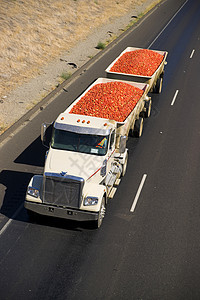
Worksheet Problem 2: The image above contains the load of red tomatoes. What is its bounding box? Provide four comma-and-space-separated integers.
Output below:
70, 81, 144, 122
110, 49, 164, 77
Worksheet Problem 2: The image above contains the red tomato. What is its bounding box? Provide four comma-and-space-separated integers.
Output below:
70, 81, 144, 122
110, 49, 164, 76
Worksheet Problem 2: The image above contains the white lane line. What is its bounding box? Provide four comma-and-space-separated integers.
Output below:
148, 0, 189, 48
190, 49, 195, 59
0, 203, 24, 237
130, 174, 147, 212
171, 90, 179, 106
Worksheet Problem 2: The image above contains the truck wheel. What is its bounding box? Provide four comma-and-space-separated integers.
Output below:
144, 99, 152, 118
121, 152, 128, 177
154, 76, 163, 93
134, 117, 144, 137
129, 125, 135, 137
94, 197, 106, 228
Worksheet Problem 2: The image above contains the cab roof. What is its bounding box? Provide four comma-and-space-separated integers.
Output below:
54, 113, 116, 136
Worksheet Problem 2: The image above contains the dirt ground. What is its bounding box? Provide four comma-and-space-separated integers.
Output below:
0, 0, 160, 135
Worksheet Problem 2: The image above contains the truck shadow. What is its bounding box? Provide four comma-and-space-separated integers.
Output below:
0, 169, 33, 219
14, 135, 46, 167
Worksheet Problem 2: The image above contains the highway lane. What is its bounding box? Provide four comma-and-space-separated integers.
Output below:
1, 0, 200, 298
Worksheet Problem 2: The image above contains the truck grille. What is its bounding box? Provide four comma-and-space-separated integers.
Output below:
43, 173, 84, 208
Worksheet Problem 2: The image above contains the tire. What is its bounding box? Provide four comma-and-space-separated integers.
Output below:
121, 152, 128, 177
134, 117, 144, 137
154, 76, 163, 93
129, 125, 134, 137
144, 99, 152, 118
94, 197, 106, 229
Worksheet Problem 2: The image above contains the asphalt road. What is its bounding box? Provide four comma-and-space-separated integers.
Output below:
1, 0, 200, 299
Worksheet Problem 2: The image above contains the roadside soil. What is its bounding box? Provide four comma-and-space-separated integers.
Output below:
0, 0, 160, 136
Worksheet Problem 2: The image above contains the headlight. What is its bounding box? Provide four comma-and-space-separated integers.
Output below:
84, 196, 98, 206
27, 187, 40, 198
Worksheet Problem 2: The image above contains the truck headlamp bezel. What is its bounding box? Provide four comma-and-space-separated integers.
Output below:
27, 187, 40, 198
84, 196, 98, 206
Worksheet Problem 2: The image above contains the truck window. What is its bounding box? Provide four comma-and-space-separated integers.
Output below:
51, 128, 108, 156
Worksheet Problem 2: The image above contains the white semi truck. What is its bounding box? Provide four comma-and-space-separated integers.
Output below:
25, 78, 151, 228
25, 47, 168, 228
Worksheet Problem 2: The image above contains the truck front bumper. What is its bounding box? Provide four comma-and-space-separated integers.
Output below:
24, 201, 98, 222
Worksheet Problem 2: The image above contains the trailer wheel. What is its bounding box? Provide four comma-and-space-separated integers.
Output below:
144, 99, 152, 118
94, 197, 106, 229
121, 152, 128, 177
129, 124, 135, 137
154, 76, 163, 93
134, 117, 144, 137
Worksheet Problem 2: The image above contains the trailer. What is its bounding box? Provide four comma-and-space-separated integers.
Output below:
25, 78, 150, 228
105, 46, 168, 94
65, 77, 151, 138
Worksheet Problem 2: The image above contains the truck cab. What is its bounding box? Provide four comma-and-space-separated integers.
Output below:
25, 112, 128, 228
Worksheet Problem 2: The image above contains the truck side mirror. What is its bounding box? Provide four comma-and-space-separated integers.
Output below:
119, 135, 127, 154
41, 123, 53, 148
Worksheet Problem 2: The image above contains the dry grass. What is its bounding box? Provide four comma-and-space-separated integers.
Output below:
0, 0, 146, 99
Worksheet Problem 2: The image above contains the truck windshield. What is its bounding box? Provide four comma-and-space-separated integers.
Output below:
51, 128, 108, 156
